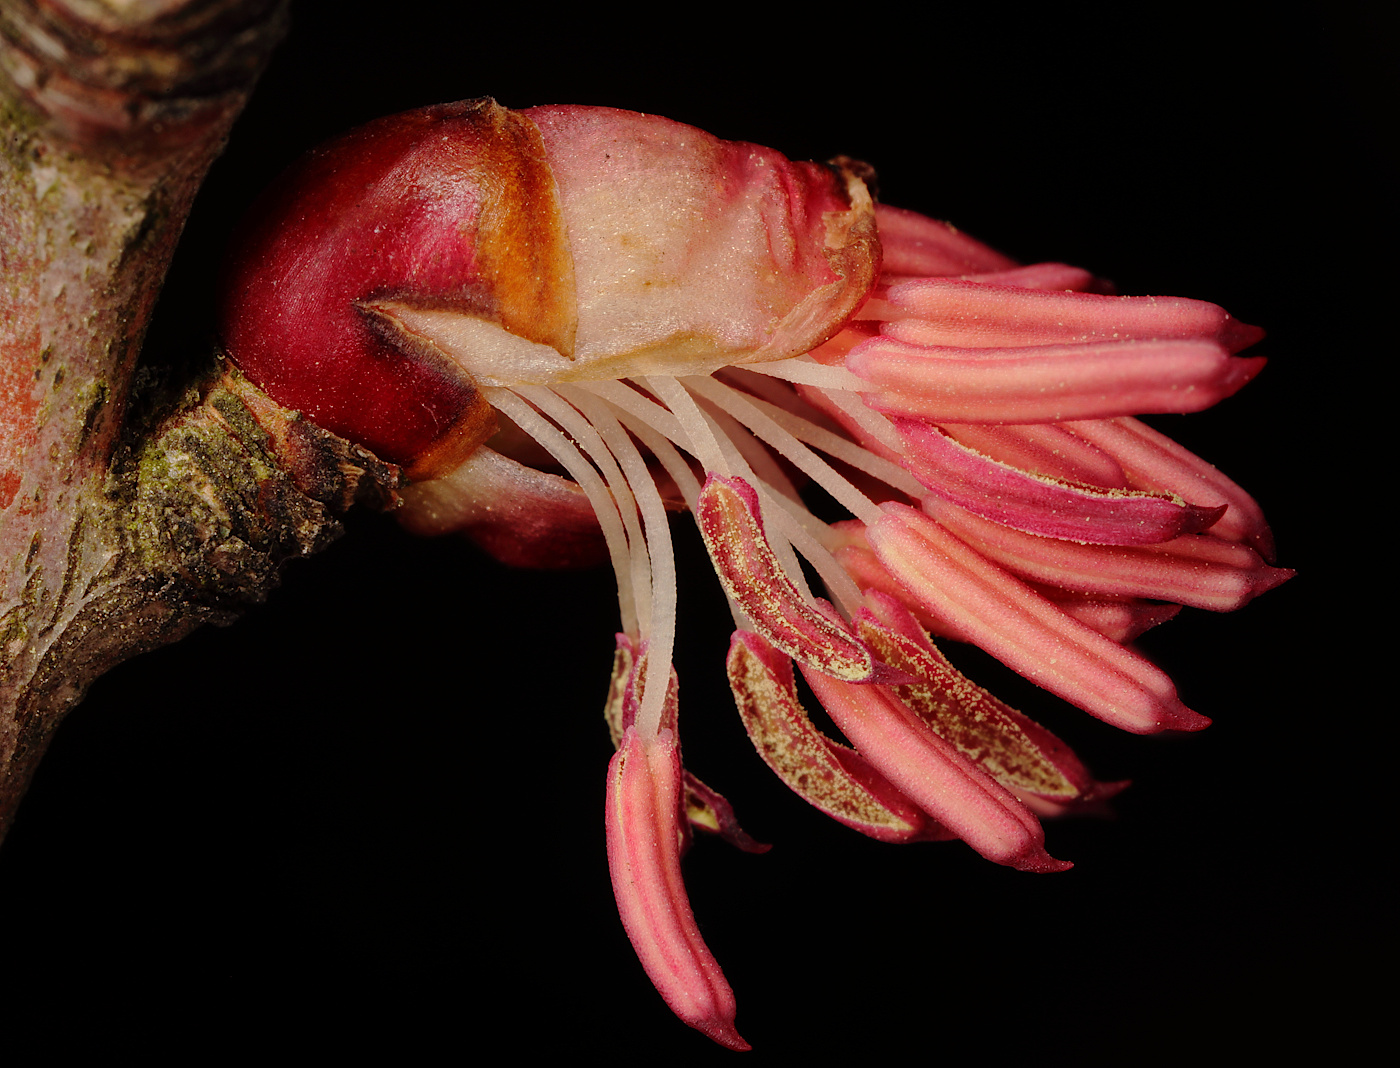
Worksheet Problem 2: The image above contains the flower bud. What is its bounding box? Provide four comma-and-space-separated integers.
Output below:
217, 98, 877, 480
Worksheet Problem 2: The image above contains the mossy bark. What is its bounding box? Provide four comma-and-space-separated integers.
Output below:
0, 1, 396, 840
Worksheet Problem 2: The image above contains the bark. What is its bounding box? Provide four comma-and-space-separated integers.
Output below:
0, 0, 395, 840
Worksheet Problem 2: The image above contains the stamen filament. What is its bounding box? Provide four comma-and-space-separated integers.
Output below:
583, 378, 692, 449
811, 382, 910, 456
577, 381, 756, 628
645, 375, 731, 477
749, 356, 869, 392
516, 385, 654, 636
696, 397, 805, 506
684, 375, 884, 527
749, 476, 863, 618
705, 376, 924, 500
587, 378, 807, 597
580, 386, 702, 509
561, 386, 680, 739
653, 386, 815, 602
487, 388, 638, 634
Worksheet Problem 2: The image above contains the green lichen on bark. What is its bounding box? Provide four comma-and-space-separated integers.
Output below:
0, 0, 298, 842
1, 356, 401, 837
115, 359, 400, 610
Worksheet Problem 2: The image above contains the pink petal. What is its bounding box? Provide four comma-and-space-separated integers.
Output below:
726, 630, 941, 843
848, 336, 1266, 423
871, 277, 1265, 352
895, 418, 1225, 545
927, 499, 1294, 612
1063, 415, 1277, 561
606, 729, 748, 1051
867, 503, 1208, 734
696, 474, 875, 681
798, 664, 1070, 873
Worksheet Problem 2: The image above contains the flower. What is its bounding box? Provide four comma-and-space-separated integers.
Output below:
217, 99, 1290, 1050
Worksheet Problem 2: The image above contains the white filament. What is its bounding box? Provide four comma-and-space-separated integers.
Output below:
486, 388, 639, 635
584, 389, 753, 631
594, 376, 813, 603
644, 375, 731, 477
752, 479, 864, 618
749, 355, 870, 392
684, 375, 885, 527
696, 398, 805, 506
685, 400, 813, 600
515, 384, 654, 637
581, 380, 693, 462
715, 382, 925, 499
559, 386, 678, 739
577, 382, 702, 509
816, 385, 911, 457
490, 364, 906, 724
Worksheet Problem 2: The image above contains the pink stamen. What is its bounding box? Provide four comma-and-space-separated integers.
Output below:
1026, 586, 1184, 644
849, 336, 1266, 423
726, 630, 941, 843
798, 663, 1070, 873
927, 499, 1295, 612
868, 503, 1208, 734
940, 422, 1131, 489
896, 418, 1226, 545
873, 277, 1265, 352
872, 203, 1019, 276
960, 262, 1115, 293
696, 474, 876, 682
681, 771, 772, 855
827, 521, 967, 641
602, 634, 679, 741
856, 591, 1112, 805
606, 729, 748, 1051
1063, 415, 1278, 561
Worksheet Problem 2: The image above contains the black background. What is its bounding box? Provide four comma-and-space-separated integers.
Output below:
1, 3, 1384, 1060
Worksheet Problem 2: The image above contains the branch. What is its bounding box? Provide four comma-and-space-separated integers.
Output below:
0, 0, 394, 839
